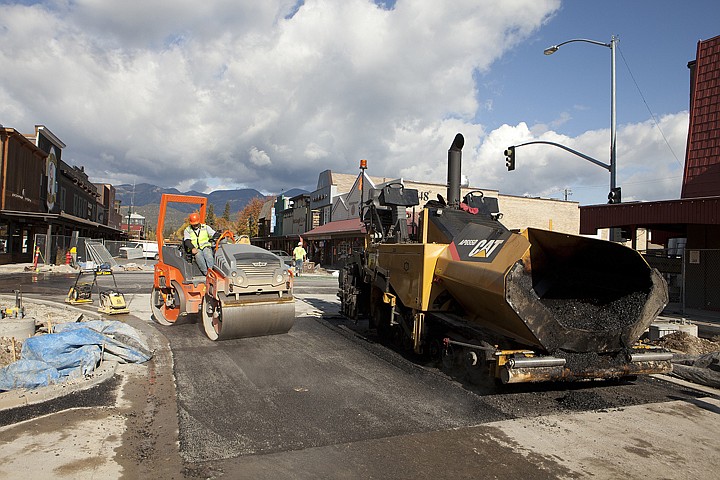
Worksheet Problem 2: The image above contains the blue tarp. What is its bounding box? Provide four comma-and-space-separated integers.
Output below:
0, 320, 152, 392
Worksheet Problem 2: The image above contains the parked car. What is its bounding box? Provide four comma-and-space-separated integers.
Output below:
120, 242, 159, 260
270, 250, 293, 266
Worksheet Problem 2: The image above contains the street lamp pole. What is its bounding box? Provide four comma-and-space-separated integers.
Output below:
544, 36, 618, 199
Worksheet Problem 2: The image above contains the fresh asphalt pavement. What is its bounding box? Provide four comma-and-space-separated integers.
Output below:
0, 267, 719, 478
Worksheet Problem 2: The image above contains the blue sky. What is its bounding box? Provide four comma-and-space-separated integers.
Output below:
483, 1, 715, 134
1, 1, 718, 206
476, 0, 719, 204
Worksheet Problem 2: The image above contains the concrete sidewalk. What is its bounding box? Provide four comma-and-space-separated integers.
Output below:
0, 295, 180, 479
658, 308, 720, 339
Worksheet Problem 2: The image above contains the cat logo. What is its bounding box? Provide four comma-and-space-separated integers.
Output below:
451, 224, 510, 263
468, 239, 505, 258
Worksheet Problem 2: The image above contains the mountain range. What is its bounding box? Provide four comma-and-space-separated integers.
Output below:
115, 183, 308, 213
114, 183, 308, 234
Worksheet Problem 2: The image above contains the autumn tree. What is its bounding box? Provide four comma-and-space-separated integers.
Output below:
236, 197, 267, 237
174, 221, 189, 241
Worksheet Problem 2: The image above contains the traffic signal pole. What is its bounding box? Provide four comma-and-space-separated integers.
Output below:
507, 140, 611, 172
504, 141, 622, 204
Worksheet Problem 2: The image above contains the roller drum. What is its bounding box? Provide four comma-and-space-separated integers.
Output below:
202, 293, 295, 341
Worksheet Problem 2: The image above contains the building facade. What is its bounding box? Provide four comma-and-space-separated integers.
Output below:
0, 124, 124, 264
300, 167, 580, 269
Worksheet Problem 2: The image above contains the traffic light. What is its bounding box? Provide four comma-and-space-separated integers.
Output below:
607, 187, 622, 204
504, 146, 516, 171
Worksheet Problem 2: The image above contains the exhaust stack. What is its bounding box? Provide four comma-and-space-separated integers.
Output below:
447, 133, 464, 208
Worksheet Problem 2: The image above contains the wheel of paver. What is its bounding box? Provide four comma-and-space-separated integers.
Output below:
151, 285, 181, 325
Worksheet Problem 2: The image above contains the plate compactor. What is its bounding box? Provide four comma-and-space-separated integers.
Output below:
66, 264, 130, 315
151, 194, 295, 341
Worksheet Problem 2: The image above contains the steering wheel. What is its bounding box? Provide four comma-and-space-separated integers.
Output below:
465, 190, 484, 199
214, 230, 236, 251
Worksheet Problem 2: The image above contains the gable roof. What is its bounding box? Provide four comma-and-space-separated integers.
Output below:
329, 173, 357, 193
682, 34, 720, 198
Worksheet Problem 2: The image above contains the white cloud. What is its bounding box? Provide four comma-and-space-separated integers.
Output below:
248, 146, 271, 166
468, 112, 688, 205
3, 0, 688, 206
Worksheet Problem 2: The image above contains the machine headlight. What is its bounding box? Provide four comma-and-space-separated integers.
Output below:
275, 274, 284, 284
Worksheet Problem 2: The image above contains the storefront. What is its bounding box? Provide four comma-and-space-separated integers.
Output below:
303, 218, 365, 269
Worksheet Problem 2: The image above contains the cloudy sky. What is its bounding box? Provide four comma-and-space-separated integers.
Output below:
1, 0, 718, 205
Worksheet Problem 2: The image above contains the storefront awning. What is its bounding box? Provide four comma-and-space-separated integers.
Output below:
303, 218, 365, 240
1, 209, 124, 235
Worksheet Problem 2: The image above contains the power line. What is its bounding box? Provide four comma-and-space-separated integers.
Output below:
617, 44, 684, 168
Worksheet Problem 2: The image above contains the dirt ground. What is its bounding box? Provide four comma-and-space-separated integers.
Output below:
0, 295, 91, 368
653, 331, 720, 355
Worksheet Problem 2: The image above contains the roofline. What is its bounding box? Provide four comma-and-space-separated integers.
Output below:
35, 125, 67, 149
579, 196, 720, 234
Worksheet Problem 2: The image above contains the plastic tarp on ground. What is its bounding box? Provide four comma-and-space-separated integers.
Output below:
0, 320, 152, 391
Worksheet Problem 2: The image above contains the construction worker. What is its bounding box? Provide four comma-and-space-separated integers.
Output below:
293, 241, 307, 276
183, 213, 217, 275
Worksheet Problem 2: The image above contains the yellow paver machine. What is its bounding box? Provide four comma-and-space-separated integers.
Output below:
339, 134, 672, 384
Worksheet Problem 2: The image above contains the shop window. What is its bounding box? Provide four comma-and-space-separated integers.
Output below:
0, 223, 7, 254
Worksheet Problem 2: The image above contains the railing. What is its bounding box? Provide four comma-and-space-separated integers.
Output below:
32, 234, 156, 266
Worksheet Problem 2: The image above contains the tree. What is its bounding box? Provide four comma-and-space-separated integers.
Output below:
214, 217, 234, 233
174, 222, 189, 241
236, 197, 267, 237
222, 201, 231, 222
206, 204, 216, 227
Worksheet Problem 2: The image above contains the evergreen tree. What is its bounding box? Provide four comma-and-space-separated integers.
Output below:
206, 204, 216, 227
222, 201, 231, 222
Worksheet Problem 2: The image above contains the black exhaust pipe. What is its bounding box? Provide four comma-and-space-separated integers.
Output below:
447, 133, 464, 208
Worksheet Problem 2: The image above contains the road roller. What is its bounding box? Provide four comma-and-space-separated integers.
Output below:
151, 194, 295, 341
339, 134, 672, 384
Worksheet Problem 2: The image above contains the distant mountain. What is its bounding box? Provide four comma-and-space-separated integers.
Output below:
115, 184, 309, 215
120, 204, 187, 236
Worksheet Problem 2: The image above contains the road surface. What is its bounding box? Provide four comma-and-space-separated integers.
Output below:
0, 271, 718, 479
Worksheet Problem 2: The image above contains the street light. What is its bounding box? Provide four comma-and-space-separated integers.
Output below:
544, 36, 618, 202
